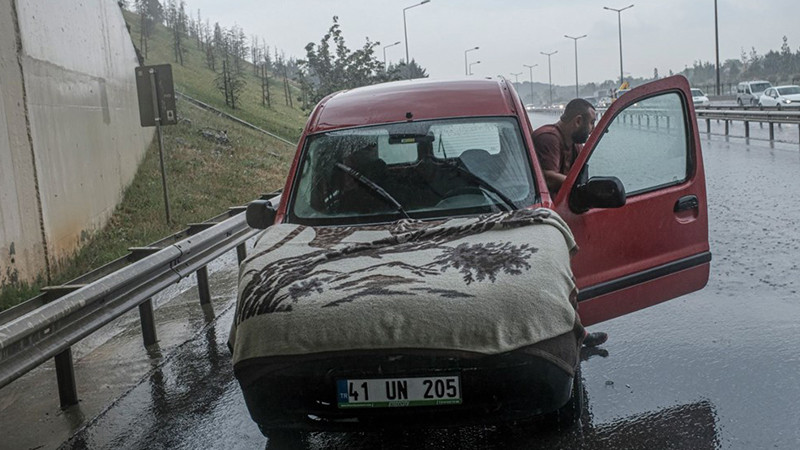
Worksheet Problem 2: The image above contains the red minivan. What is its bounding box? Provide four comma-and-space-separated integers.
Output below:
229, 75, 710, 435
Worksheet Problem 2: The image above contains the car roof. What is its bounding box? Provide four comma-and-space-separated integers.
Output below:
307, 78, 518, 134
776, 85, 800, 89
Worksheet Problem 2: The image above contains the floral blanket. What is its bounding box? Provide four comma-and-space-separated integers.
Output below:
229, 208, 581, 367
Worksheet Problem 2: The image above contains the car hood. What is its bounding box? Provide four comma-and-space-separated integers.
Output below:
230, 209, 579, 364
781, 94, 800, 101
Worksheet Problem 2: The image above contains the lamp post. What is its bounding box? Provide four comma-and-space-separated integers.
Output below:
383, 41, 401, 69
565, 34, 587, 98
714, 0, 720, 95
464, 46, 479, 76
604, 4, 634, 86
541, 50, 557, 107
469, 61, 481, 75
510, 72, 522, 84
403, 0, 431, 65
523, 63, 537, 105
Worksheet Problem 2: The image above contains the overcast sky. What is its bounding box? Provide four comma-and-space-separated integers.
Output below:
186, 0, 796, 86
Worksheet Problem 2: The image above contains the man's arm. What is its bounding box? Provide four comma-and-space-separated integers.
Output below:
542, 169, 567, 194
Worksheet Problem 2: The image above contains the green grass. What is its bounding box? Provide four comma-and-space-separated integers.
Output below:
0, 9, 306, 311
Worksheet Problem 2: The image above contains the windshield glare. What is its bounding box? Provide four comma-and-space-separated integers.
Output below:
691, 89, 704, 97
778, 86, 800, 95
290, 117, 537, 225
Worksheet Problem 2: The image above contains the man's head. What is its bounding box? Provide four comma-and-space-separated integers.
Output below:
559, 98, 597, 144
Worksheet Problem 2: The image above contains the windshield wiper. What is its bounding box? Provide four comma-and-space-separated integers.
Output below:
450, 163, 517, 211
335, 163, 411, 219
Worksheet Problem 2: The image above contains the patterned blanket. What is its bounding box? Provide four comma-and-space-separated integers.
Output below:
229, 208, 581, 366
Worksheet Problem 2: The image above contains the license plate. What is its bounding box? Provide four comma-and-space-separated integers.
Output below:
336, 375, 462, 408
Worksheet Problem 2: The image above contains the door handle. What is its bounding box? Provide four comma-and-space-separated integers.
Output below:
674, 195, 699, 212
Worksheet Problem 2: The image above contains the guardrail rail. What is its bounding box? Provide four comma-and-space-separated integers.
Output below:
0, 193, 281, 408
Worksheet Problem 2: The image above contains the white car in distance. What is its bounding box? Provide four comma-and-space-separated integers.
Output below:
691, 88, 710, 107
758, 85, 800, 109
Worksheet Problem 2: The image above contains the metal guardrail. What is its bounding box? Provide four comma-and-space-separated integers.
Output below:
0, 193, 281, 408
695, 108, 800, 141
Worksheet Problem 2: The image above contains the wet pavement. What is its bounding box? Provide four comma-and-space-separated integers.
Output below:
3, 116, 800, 449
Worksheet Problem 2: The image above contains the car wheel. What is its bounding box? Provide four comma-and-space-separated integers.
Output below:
544, 365, 584, 428
263, 428, 306, 449
777, 104, 782, 111
737, 98, 743, 106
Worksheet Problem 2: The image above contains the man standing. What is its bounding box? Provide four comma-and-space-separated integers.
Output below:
532, 98, 606, 348
532, 98, 596, 194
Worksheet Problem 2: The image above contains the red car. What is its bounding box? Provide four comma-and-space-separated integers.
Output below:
230, 75, 710, 435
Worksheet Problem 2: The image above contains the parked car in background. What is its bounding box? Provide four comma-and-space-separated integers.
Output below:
737, 80, 772, 106
691, 88, 710, 107
758, 85, 800, 109
230, 76, 710, 437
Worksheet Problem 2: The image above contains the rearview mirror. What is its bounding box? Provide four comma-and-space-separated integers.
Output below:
246, 200, 277, 229
569, 176, 626, 213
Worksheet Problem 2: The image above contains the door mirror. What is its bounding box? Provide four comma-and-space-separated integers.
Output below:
246, 200, 277, 229
569, 176, 626, 213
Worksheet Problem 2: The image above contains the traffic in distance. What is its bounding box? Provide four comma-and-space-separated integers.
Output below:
228, 75, 711, 438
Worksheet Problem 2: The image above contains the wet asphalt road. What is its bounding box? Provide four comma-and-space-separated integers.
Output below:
14, 118, 800, 449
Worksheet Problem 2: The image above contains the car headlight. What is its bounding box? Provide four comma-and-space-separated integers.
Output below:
785, 99, 792, 104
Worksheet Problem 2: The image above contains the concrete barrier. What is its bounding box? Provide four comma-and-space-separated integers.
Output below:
0, 0, 152, 289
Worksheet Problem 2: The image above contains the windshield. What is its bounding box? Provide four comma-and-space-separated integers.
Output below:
778, 86, 800, 95
751, 82, 771, 93
691, 89, 705, 97
289, 117, 537, 225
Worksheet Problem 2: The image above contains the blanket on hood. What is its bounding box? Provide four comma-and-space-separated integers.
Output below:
230, 208, 581, 367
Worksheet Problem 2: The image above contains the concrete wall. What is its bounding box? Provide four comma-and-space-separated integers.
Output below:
0, 0, 153, 288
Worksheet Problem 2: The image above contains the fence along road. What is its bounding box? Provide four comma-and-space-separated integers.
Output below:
0, 194, 281, 408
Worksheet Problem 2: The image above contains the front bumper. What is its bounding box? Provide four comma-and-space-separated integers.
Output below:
234, 339, 578, 432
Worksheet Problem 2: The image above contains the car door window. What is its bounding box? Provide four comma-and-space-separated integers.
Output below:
583, 92, 688, 195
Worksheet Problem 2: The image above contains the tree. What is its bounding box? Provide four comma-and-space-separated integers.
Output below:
136, 0, 163, 60
299, 16, 388, 104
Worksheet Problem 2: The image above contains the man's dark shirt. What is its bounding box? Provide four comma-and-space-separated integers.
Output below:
531, 123, 582, 176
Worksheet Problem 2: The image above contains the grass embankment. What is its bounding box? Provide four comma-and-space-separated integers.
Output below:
0, 9, 307, 310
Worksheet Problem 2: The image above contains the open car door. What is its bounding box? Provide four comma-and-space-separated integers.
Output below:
554, 75, 710, 326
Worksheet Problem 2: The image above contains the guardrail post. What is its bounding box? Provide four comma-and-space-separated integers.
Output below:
236, 243, 247, 265
667, 116, 671, 130
745, 121, 750, 138
55, 348, 78, 408
655, 116, 659, 129
725, 120, 729, 136
769, 122, 774, 141
197, 266, 211, 305
138, 299, 158, 346
647, 116, 650, 129
706, 119, 711, 134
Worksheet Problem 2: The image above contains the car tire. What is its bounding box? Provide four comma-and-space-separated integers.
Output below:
737, 98, 743, 106
543, 365, 584, 428
777, 104, 782, 111
263, 428, 306, 449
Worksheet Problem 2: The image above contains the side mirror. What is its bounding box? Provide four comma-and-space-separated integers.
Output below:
246, 199, 277, 229
569, 176, 626, 213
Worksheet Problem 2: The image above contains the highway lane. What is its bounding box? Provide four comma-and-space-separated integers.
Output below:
3, 115, 799, 449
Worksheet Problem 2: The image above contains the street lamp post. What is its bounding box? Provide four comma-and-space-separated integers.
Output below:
714, 0, 720, 95
464, 46, 479, 76
383, 41, 401, 69
403, 0, 431, 66
510, 72, 522, 84
469, 61, 481, 75
565, 34, 587, 98
603, 4, 634, 86
541, 50, 557, 107
523, 63, 538, 105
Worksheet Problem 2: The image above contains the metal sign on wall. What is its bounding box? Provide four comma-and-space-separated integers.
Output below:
135, 64, 177, 127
